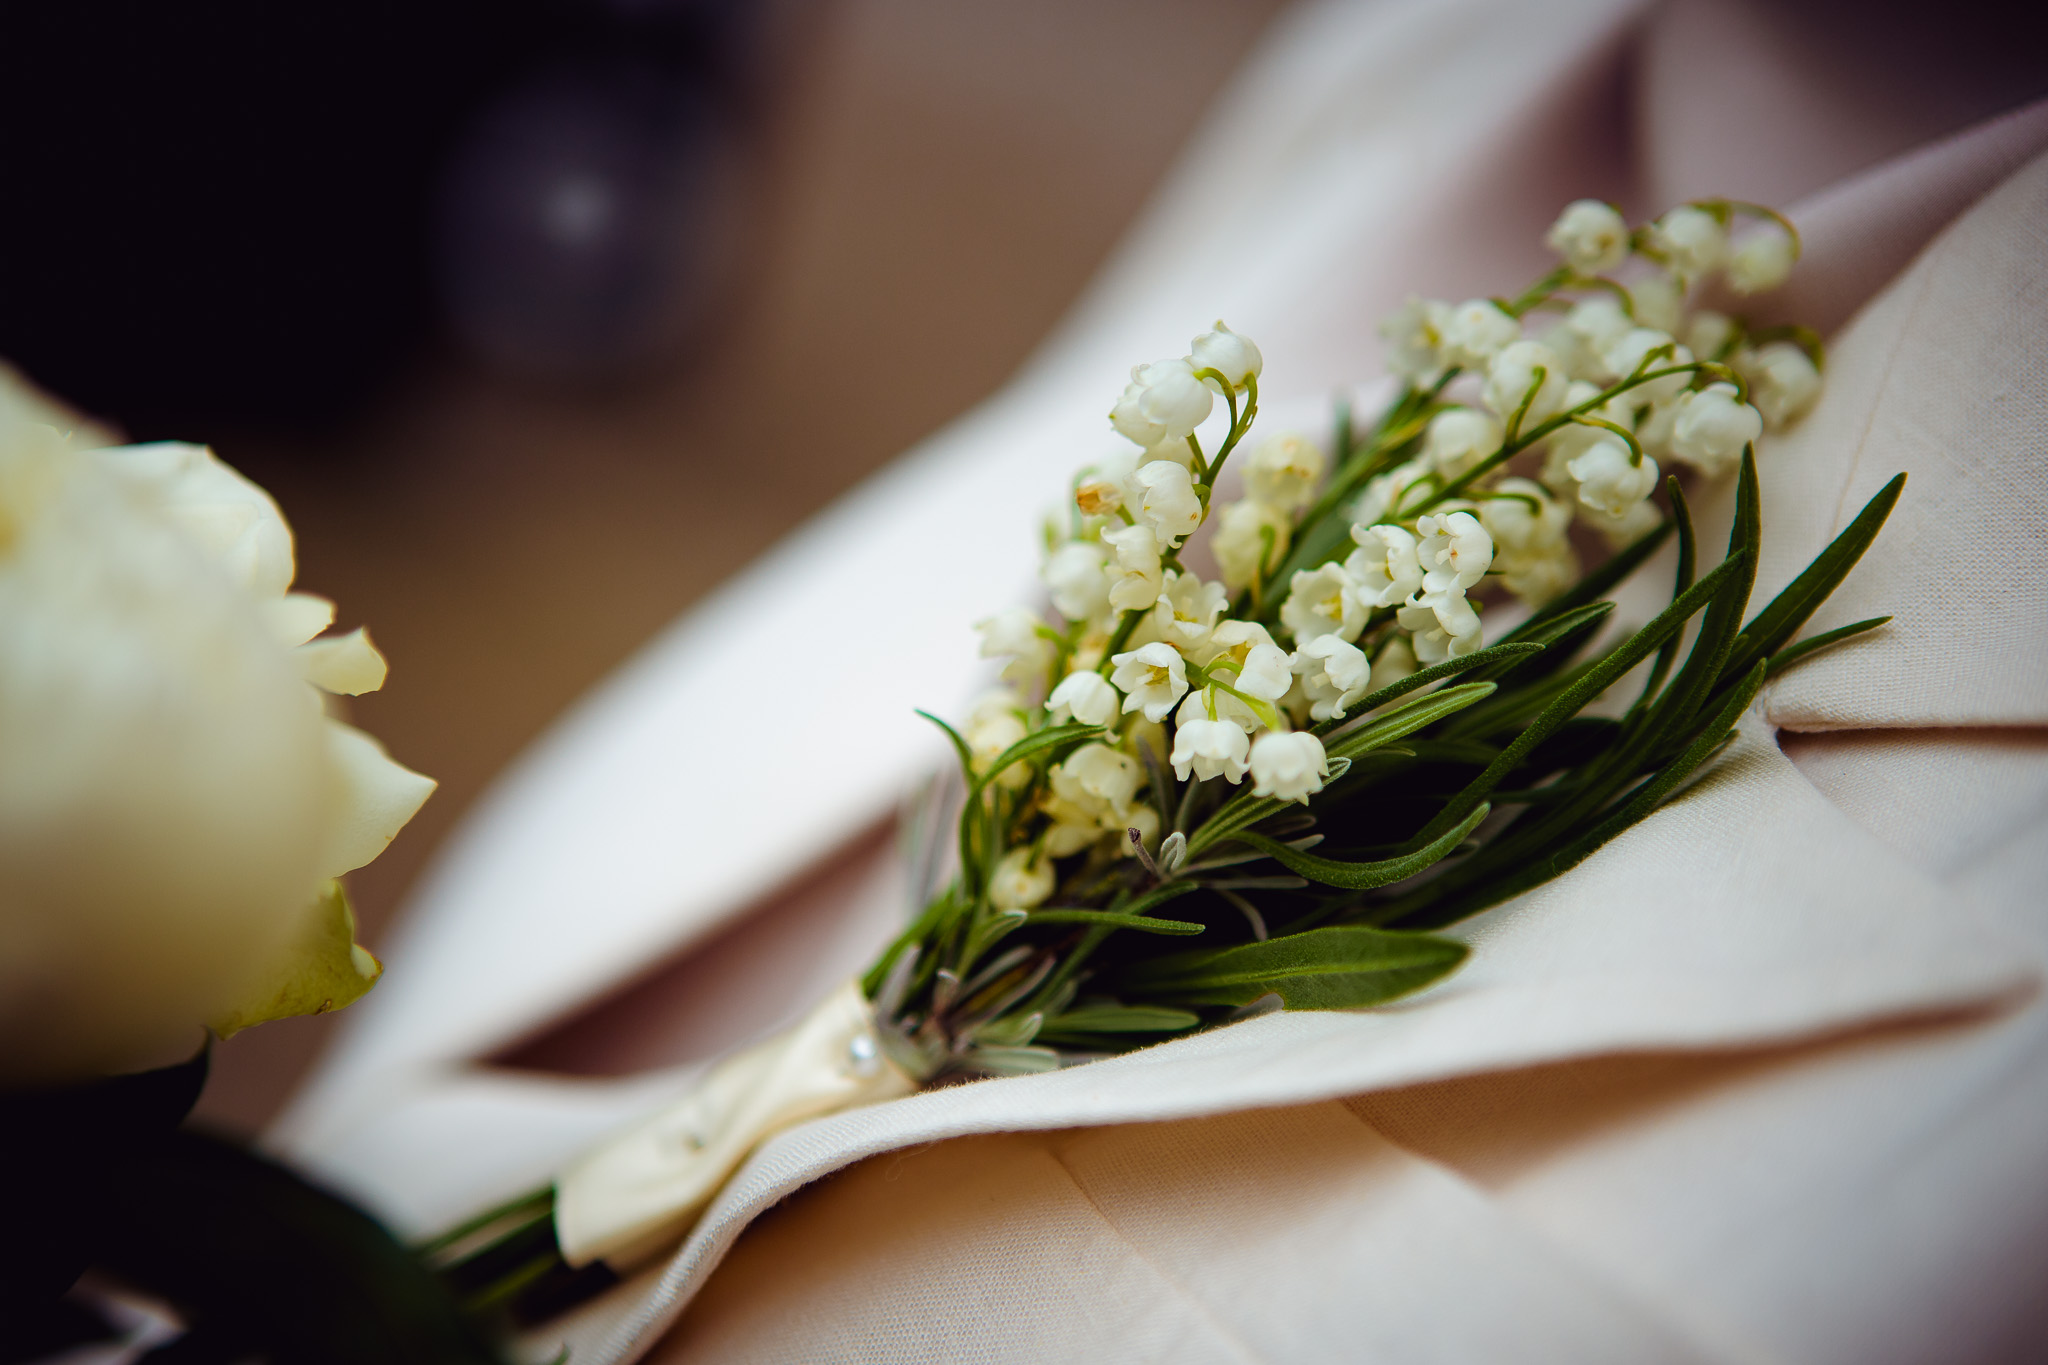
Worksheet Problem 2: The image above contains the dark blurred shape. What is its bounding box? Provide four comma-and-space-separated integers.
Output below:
436, 59, 747, 379
0, 0, 768, 441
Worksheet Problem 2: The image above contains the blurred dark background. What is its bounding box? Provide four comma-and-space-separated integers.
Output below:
0, 0, 1291, 1130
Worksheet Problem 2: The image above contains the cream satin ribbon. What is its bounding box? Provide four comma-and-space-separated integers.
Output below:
554, 979, 916, 1270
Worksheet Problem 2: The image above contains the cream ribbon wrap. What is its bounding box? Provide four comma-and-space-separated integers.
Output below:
554, 979, 915, 1270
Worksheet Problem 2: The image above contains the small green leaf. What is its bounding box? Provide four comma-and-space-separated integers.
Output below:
1125, 926, 1467, 1009
209, 882, 382, 1039
915, 708, 975, 781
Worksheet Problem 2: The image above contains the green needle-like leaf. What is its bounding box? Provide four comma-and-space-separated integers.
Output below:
1039, 1004, 1201, 1036
1718, 471, 1904, 686
1764, 616, 1891, 676
1220, 803, 1489, 890
1027, 909, 1206, 936
970, 721, 1104, 798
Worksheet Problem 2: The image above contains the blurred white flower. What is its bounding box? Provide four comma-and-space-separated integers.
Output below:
1249, 731, 1329, 803
1350, 458, 1433, 529
1421, 407, 1503, 481
1241, 432, 1325, 513
989, 846, 1055, 910
976, 605, 1055, 685
1344, 523, 1424, 610
1737, 341, 1823, 428
1440, 299, 1521, 371
0, 412, 432, 1081
1379, 297, 1452, 383
1727, 223, 1796, 294
1044, 540, 1112, 623
1629, 272, 1685, 332
1109, 641, 1189, 722
1479, 478, 1576, 607
1132, 459, 1204, 548
968, 709, 1031, 791
1668, 382, 1763, 477
1211, 498, 1290, 591
1189, 320, 1263, 393
1483, 341, 1571, 430
1047, 670, 1118, 727
1649, 205, 1726, 279
1547, 296, 1633, 381
1280, 561, 1366, 643
1101, 523, 1165, 613
1684, 310, 1738, 361
1603, 329, 1695, 404
1110, 358, 1213, 447
1046, 743, 1145, 838
1545, 199, 1630, 274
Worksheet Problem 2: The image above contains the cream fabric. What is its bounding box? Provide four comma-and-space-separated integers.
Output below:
273, 1, 2048, 1360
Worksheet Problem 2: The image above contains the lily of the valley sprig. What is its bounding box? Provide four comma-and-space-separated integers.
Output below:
863, 195, 1875, 1083
432, 197, 1900, 1329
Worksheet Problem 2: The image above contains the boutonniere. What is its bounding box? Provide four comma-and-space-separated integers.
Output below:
435, 197, 1900, 1332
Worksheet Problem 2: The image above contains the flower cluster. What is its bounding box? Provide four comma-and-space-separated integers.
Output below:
965, 200, 1819, 920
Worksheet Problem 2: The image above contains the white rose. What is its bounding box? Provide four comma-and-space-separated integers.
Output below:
0, 417, 432, 1080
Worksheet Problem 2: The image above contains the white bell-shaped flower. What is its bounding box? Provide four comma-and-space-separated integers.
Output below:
1398, 590, 1484, 665
1415, 510, 1494, 596
1233, 641, 1296, 706
1343, 523, 1424, 610
1545, 199, 1630, 274
1110, 357, 1213, 447
1280, 561, 1367, 644
1171, 696, 1252, 783
1132, 459, 1204, 548
1109, 641, 1189, 722
1190, 320, 1263, 393
1736, 342, 1823, 429
1291, 634, 1373, 722
1249, 731, 1330, 804
1151, 569, 1229, 650
1047, 669, 1118, 727
1567, 437, 1661, 519
1668, 382, 1763, 477
1101, 523, 1165, 612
